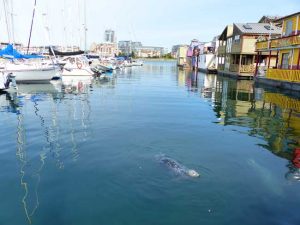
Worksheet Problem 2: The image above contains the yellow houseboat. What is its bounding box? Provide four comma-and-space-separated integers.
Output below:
255, 12, 300, 88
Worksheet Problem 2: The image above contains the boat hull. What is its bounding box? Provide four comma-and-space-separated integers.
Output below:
10, 67, 59, 83
0, 72, 10, 90
62, 68, 95, 76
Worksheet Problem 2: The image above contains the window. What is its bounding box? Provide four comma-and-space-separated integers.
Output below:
285, 20, 293, 36
264, 25, 274, 31
226, 37, 232, 53
243, 24, 252, 30
234, 35, 240, 43
281, 53, 289, 69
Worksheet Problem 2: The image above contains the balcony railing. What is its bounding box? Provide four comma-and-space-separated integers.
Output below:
218, 46, 226, 54
218, 64, 225, 71
228, 64, 255, 73
231, 43, 242, 53
266, 68, 300, 82
229, 64, 239, 72
240, 64, 255, 73
256, 41, 269, 51
256, 35, 300, 51
271, 35, 300, 48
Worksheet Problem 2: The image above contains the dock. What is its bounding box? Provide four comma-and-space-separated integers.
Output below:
255, 76, 300, 92
217, 70, 253, 80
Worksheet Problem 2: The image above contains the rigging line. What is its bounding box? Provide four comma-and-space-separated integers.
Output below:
27, 0, 37, 54
2, 0, 11, 42
10, 0, 15, 43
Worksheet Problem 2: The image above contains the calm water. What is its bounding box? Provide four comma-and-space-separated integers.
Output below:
1, 61, 300, 225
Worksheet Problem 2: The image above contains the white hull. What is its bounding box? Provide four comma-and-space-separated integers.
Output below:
0, 72, 10, 90
62, 67, 94, 76
15, 69, 57, 83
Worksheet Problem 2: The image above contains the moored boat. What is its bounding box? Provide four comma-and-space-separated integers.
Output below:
0, 72, 15, 91
61, 56, 96, 76
0, 44, 59, 83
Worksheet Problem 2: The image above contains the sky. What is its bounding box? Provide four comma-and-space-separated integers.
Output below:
0, 0, 299, 50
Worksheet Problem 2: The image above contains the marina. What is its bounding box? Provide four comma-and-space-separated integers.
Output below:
1, 61, 300, 225
0, 0, 300, 224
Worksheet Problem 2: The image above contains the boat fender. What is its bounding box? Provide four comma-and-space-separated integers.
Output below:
77, 62, 83, 69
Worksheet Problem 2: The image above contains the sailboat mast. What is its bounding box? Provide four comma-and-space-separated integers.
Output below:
84, 0, 87, 53
27, 0, 37, 54
10, 0, 15, 44
3, 0, 12, 43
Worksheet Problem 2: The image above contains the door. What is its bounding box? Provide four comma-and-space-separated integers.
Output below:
281, 53, 289, 69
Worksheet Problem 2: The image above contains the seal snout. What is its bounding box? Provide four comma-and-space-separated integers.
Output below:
187, 169, 200, 177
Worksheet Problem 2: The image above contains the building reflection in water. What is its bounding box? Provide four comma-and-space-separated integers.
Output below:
177, 70, 300, 181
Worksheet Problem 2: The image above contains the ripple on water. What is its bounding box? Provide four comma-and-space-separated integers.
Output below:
0, 62, 300, 225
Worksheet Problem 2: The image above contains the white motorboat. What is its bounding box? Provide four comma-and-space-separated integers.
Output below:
61, 56, 96, 76
131, 60, 143, 66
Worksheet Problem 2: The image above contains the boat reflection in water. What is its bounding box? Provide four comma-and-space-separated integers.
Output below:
61, 76, 93, 94
0, 79, 96, 223
180, 70, 300, 181
1, 83, 63, 224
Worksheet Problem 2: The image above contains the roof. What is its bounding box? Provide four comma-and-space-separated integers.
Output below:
258, 15, 282, 23
234, 23, 282, 35
218, 25, 233, 40
274, 11, 300, 22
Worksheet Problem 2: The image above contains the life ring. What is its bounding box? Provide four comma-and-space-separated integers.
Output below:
76, 62, 83, 69
69, 58, 75, 64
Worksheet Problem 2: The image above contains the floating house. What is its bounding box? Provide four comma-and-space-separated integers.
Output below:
176, 45, 189, 68
217, 23, 281, 78
186, 39, 202, 70
198, 36, 219, 73
255, 12, 300, 90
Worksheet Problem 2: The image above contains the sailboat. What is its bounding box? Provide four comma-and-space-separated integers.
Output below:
1, 0, 61, 83
0, 44, 60, 83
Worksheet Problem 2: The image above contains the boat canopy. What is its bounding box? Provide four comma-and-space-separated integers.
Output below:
49, 47, 84, 56
0, 44, 44, 59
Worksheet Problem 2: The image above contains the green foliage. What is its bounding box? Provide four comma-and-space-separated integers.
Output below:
131, 51, 136, 59
162, 53, 174, 59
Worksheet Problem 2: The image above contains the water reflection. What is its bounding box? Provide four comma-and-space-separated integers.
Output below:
61, 76, 93, 94
143, 60, 177, 74
1, 63, 300, 225
178, 69, 300, 181
4, 84, 60, 224
0, 79, 104, 223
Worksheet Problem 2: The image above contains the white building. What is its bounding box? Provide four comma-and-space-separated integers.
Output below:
104, 29, 116, 43
135, 46, 164, 58
176, 45, 189, 67
198, 36, 219, 73
90, 42, 118, 57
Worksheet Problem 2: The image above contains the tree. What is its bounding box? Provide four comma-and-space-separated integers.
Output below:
131, 51, 136, 58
